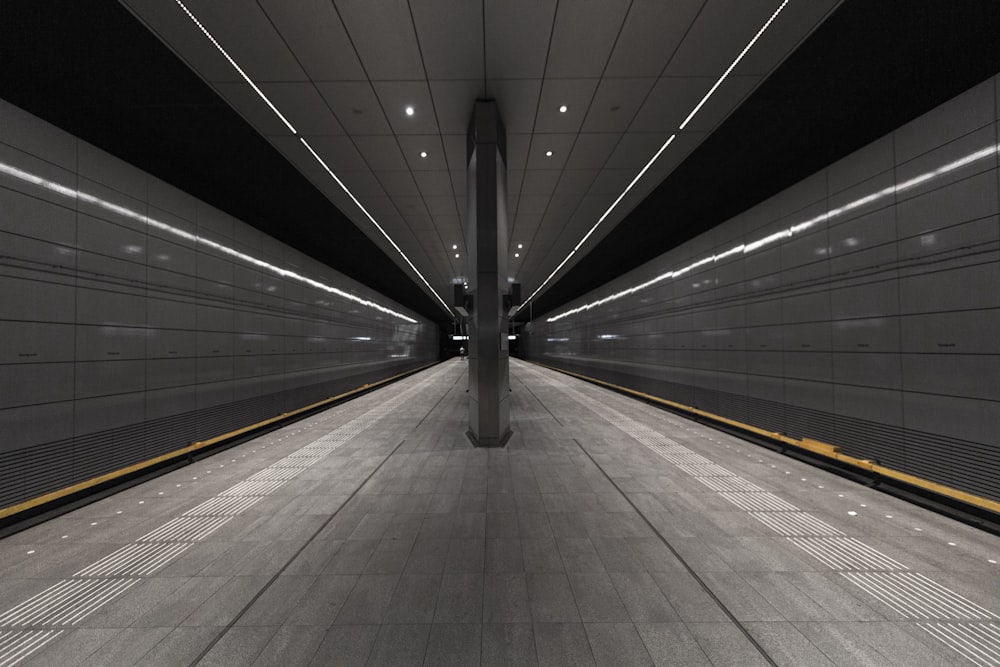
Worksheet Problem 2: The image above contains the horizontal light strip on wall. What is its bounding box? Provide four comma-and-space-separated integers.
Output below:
545, 143, 1000, 322
0, 160, 419, 323
173, 0, 452, 317
519, 0, 791, 312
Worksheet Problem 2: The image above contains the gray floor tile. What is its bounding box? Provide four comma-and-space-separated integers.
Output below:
367, 624, 430, 667
285, 574, 358, 627
533, 623, 596, 667
556, 538, 606, 573
686, 622, 772, 667
486, 538, 525, 573
309, 624, 379, 666
138, 626, 222, 667
567, 572, 630, 622
77, 627, 173, 667
199, 626, 275, 667
584, 622, 654, 666
252, 625, 328, 666
237, 575, 316, 626
334, 574, 400, 624
590, 537, 646, 572
324, 538, 379, 574
131, 576, 230, 627
744, 622, 837, 667
635, 623, 712, 666
526, 573, 580, 622
365, 537, 417, 574
435, 572, 484, 623
650, 571, 729, 622
609, 572, 680, 623
384, 573, 441, 624
423, 623, 482, 666
181, 575, 269, 626
481, 623, 538, 667
522, 538, 565, 573
405, 539, 450, 574
484, 573, 531, 623
444, 539, 485, 573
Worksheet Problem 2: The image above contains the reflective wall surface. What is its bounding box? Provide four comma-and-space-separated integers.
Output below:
526, 74, 1000, 502
0, 99, 437, 510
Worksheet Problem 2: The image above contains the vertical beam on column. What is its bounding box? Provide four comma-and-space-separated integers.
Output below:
465, 101, 511, 447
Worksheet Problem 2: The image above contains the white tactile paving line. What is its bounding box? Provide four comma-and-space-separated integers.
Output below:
0, 363, 451, 666
521, 364, 1000, 667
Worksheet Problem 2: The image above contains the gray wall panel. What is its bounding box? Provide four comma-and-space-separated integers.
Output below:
526, 72, 1000, 502
0, 98, 438, 511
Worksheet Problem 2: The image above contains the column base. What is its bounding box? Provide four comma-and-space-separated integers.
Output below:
465, 429, 513, 448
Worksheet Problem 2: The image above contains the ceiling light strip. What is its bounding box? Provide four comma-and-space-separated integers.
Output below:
0, 160, 417, 323
174, 0, 296, 134
173, 1, 451, 318
544, 142, 999, 322
299, 138, 452, 313
518, 0, 791, 312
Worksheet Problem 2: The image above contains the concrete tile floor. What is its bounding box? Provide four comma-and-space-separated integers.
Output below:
0, 359, 997, 665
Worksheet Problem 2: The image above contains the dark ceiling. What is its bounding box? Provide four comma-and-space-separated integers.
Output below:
2, 1, 1000, 324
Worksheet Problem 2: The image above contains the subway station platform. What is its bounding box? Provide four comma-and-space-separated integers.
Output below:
1, 359, 999, 666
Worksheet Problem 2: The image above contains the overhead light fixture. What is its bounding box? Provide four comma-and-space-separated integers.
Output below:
559, 105, 568, 113
518, 0, 791, 313
420, 151, 428, 158
514, 253, 520, 258
545, 150, 553, 157
517, 243, 523, 249
173, 1, 452, 318
455, 253, 460, 258
452, 244, 458, 250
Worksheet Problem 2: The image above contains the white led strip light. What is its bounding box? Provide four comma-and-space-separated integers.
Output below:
544, 142, 999, 322
519, 0, 791, 312
173, 0, 452, 316
0, 161, 418, 323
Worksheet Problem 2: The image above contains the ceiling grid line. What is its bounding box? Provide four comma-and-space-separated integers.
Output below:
523, 0, 709, 298
405, 0, 467, 280
505, 0, 561, 273
324, 0, 459, 298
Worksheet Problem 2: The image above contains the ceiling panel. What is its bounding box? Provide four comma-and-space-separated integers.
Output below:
581, 78, 656, 133
546, 0, 630, 78
258, 0, 366, 81
629, 77, 714, 133
352, 134, 408, 171
604, 0, 705, 78
305, 135, 369, 171
257, 82, 344, 135
412, 170, 455, 198
424, 196, 458, 217
315, 81, 392, 135
524, 133, 576, 170
429, 81, 487, 133
183, 0, 306, 82
410, 0, 483, 80
490, 80, 543, 134
335, 171, 386, 198
663, 0, 778, 77
397, 135, 448, 171
605, 133, 667, 170
534, 79, 600, 133
565, 134, 621, 170
334, 0, 424, 81
213, 82, 290, 135
373, 81, 439, 135
375, 170, 420, 197
484, 0, 557, 80
519, 170, 561, 199
554, 170, 600, 196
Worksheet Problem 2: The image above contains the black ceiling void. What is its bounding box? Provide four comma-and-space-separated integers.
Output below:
526, 0, 1000, 320
0, 0, 445, 322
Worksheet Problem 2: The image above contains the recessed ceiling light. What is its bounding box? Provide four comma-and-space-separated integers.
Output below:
405, 106, 415, 116
420, 151, 428, 158
514, 253, 520, 258
545, 150, 553, 157
452, 244, 458, 250
455, 253, 460, 258
517, 243, 523, 249
559, 105, 568, 113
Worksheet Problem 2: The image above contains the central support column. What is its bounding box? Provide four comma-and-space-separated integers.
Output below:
465, 101, 511, 447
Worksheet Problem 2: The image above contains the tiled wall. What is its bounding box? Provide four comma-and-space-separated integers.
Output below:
0, 99, 438, 510
526, 74, 1000, 501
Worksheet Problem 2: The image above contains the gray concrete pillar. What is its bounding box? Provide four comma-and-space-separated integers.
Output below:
465, 101, 511, 447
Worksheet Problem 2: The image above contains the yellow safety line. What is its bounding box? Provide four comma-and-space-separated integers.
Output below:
530, 360, 1000, 516
0, 361, 439, 521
